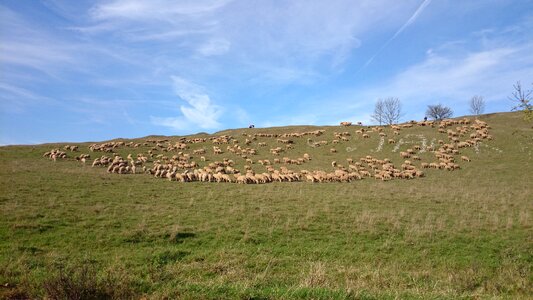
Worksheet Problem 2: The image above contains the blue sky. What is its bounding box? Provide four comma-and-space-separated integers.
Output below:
1, 0, 532, 145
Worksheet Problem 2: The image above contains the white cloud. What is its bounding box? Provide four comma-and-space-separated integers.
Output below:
151, 76, 223, 131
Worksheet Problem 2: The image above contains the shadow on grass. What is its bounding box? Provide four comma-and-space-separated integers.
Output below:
171, 232, 196, 244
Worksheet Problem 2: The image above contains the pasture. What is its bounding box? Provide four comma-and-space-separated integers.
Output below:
0, 112, 532, 299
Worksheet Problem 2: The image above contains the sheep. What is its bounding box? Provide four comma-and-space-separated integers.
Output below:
212, 146, 223, 154
193, 148, 206, 155
44, 149, 67, 161
330, 148, 337, 153
400, 152, 411, 158
461, 156, 471, 162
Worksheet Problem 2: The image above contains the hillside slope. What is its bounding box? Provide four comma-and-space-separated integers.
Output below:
0, 112, 531, 299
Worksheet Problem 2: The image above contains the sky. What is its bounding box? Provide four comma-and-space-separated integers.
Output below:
1, 0, 532, 145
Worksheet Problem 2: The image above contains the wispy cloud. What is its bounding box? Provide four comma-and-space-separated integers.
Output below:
80, 0, 417, 84
391, 0, 432, 40
0, 82, 56, 113
197, 38, 231, 56
0, 6, 77, 77
90, 0, 233, 21
151, 76, 223, 131
360, 0, 432, 70
344, 41, 533, 122
379, 45, 532, 103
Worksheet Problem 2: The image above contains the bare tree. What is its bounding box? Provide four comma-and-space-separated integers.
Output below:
382, 97, 402, 125
371, 99, 385, 125
469, 95, 485, 116
426, 104, 453, 120
509, 81, 533, 121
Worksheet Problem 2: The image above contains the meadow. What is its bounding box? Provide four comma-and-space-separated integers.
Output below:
0, 112, 531, 299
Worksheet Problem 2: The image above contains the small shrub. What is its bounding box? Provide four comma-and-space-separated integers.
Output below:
43, 262, 134, 300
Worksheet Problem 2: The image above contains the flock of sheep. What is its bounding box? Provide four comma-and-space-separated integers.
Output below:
43, 118, 492, 184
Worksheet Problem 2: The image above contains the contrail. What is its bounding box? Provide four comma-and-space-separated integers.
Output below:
359, 0, 432, 71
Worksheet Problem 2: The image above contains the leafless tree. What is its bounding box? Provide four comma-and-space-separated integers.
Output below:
509, 81, 533, 121
371, 99, 385, 125
426, 104, 453, 120
382, 97, 402, 125
469, 95, 485, 116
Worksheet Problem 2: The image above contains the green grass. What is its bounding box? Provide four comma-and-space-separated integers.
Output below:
0, 112, 532, 299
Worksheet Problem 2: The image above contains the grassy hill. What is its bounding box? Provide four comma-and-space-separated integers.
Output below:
0, 112, 531, 299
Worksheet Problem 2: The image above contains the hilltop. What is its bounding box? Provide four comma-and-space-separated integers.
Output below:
0, 111, 531, 299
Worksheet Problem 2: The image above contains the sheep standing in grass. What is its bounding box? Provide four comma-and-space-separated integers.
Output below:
44, 149, 67, 161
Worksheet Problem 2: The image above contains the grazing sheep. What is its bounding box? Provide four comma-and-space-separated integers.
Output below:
44, 149, 67, 161
400, 152, 411, 158
461, 156, 471, 162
